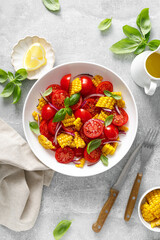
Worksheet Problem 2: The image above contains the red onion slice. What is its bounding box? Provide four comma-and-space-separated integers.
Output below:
54, 123, 62, 144
102, 140, 121, 145
80, 100, 87, 108
37, 114, 40, 128
119, 130, 126, 135
115, 104, 121, 115
87, 160, 100, 166
48, 102, 59, 111
84, 94, 104, 100
61, 131, 75, 137
102, 108, 112, 112
73, 73, 93, 79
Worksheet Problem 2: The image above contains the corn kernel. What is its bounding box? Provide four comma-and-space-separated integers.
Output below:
69, 78, 82, 96
96, 96, 116, 109
62, 113, 76, 127
37, 97, 47, 111
38, 135, 55, 149
92, 75, 103, 87
74, 117, 83, 131
75, 158, 85, 168
32, 111, 42, 122
57, 133, 73, 148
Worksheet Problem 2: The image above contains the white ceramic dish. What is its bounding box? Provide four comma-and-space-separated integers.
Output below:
11, 36, 55, 80
23, 62, 138, 177
138, 186, 160, 232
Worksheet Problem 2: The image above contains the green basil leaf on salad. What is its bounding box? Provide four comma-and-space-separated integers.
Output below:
15, 68, 28, 81
110, 38, 140, 54
29, 122, 40, 135
104, 115, 113, 127
64, 97, 70, 108
87, 139, 102, 154
123, 25, 142, 42
53, 220, 72, 240
12, 85, 21, 104
136, 8, 151, 36
148, 40, 160, 51
13, 80, 22, 87
0, 69, 8, 83
42, 0, 60, 12
53, 108, 66, 122
100, 154, 108, 166
66, 107, 73, 116
69, 93, 80, 106
8, 72, 14, 81
98, 18, 112, 31
0, 82, 15, 97
104, 90, 122, 100
42, 87, 52, 97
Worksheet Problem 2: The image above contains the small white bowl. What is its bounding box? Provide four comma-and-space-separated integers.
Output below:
11, 36, 55, 80
138, 186, 160, 232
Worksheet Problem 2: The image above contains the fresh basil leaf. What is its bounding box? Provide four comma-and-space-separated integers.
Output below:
87, 139, 102, 154
98, 18, 112, 31
112, 94, 122, 100
29, 121, 40, 135
42, 0, 60, 12
66, 107, 72, 116
64, 97, 70, 108
136, 8, 151, 36
69, 93, 80, 106
110, 38, 140, 54
104, 90, 122, 100
104, 115, 113, 127
123, 25, 142, 42
145, 31, 150, 42
134, 42, 146, 55
13, 79, 22, 86
53, 108, 66, 122
42, 87, 52, 97
12, 85, 21, 104
15, 68, 27, 81
0, 69, 8, 83
100, 154, 108, 166
148, 40, 160, 51
53, 220, 72, 240
8, 72, 14, 81
0, 82, 15, 97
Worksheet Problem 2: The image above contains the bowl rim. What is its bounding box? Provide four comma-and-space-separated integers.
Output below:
138, 186, 160, 232
22, 61, 138, 177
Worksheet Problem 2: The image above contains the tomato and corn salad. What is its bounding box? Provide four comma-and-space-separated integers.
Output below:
29, 73, 129, 168
141, 189, 160, 228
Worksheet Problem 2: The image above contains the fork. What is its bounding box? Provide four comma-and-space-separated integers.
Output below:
124, 128, 159, 221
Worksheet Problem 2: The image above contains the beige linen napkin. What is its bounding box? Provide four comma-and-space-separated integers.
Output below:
0, 118, 54, 232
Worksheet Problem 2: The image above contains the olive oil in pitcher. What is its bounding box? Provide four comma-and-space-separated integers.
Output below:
146, 52, 160, 78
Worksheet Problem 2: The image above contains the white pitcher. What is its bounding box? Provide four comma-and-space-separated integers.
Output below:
131, 46, 160, 95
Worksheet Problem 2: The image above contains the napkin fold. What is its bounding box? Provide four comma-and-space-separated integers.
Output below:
0, 118, 54, 232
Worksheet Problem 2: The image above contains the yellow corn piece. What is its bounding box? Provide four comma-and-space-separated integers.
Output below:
97, 110, 109, 121
74, 117, 83, 131
141, 202, 155, 222
102, 143, 116, 156
146, 190, 160, 218
74, 132, 85, 148
151, 218, 160, 228
57, 133, 73, 148
69, 77, 82, 96
37, 97, 47, 111
69, 140, 76, 148
92, 114, 99, 119
96, 96, 116, 109
38, 135, 55, 150
62, 113, 76, 127
111, 92, 122, 96
118, 125, 129, 132
112, 141, 119, 150
75, 158, 85, 168
32, 111, 42, 122
92, 75, 103, 87
117, 99, 125, 108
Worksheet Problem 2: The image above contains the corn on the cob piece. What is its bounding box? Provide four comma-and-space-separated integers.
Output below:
146, 190, 160, 205
62, 113, 76, 127
141, 202, 155, 222
111, 92, 122, 96
37, 97, 47, 111
74, 132, 86, 148
92, 75, 103, 87
92, 114, 99, 119
69, 77, 82, 96
151, 218, 160, 228
97, 110, 109, 121
32, 111, 42, 122
118, 125, 129, 132
117, 99, 125, 108
38, 135, 55, 149
75, 158, 85, 168
69, 140, 76, 148
96, 96, 116, 109
73, 117, 83, 131
57, 133, 73, 148
102, 143, 116, 156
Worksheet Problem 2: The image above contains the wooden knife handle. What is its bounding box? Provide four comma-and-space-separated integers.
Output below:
124, 173, 143, 221
92, 188, 119, 233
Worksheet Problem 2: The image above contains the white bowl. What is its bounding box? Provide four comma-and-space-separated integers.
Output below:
22, 62, 138, 177
138, 186, 160, 232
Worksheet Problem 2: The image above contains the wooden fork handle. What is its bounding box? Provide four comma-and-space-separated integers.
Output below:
124, 173, 143, 221
92, 188, 119, 233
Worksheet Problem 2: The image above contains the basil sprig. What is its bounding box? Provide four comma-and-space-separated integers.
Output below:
110, 8, 160, 55
104, 115, 113, 127
104, 90, 122, 100
53, 220, 72, 240
42, 0, 60, 12
29, 122, 40, 135
42, 87, 52, 97
98, 18, 112, 31
0, 68, 27, 104
87, 139, 102, 154
100, 154, 108, 166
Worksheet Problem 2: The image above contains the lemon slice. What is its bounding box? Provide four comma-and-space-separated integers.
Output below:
24, 43, 47, 71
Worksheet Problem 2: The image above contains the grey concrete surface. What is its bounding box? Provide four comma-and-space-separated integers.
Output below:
0, 0, 160, 239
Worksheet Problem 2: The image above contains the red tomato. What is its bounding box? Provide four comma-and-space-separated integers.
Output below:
96, 81, 113, 94
62, 124, 76, 133
60, 74, 71, 92
80, 76, 95, 96
74, 148, 84, 157
79, 127, 91, 144
112, 108, 128, 126
40, 120, 50, 138
84, 147, 101, 163
55, 147, 74, 164
104, 124, 119, 140
41, 104, 56, 120
82, 98, 100, 117
48, 119, 57, 135
71, 96, 83, 111
46, 84, 62, 101
90, 85, 97, 94
99, 131, 108, 144
83, 119, 103, 139
51, 90, 69, 109
74, 109, 92, 123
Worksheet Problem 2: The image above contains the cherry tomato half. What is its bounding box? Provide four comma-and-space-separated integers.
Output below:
46, 84, 62, 101
84, 147, 101, 163
41, 104, 56, 120
74, 109, 92, 123
55, 147, 74, 164
62, 124, 76, 133
104, 124, 119, 141
83, 119, 103, 139
82, 98, 100, 117
80, 76, 95, 96
40, 120, 50, 139
79, 127, 91, 144
74, 148, 84, 157
96, 81, 113, 94
51, 90, 69, 109
112, 108, 128, 126
71, 96, 83, 111
60, 74, 71, 92
48, 119, 57, 135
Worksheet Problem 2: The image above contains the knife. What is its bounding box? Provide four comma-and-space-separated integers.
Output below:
92, 141, 144, 233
